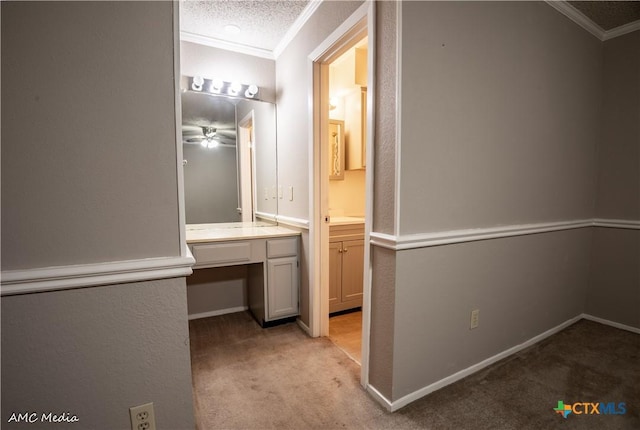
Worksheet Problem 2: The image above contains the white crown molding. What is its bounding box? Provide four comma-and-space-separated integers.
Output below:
180, 31, 275, 60
276, 214, 310, 230
370, 218, 640, 251
273, 0, 323, 59
604, 19, 640, 41
1, 255, 195, 296
545, 1, 605, 40
545, 1, 640, 41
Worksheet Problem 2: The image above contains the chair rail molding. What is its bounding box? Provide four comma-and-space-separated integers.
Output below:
370, 218, 640, 251
1, 254, 196, 296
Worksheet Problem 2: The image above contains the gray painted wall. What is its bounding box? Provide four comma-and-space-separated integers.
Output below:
1, 1, 181, 270
368, 0, 400, 400
368, 1, 606, 403
594, 30, 640, 221
183, 143, 240, 223
394, 229, 591, 399
588, 228, 640, 328
275, 1, 364, 221
587, 30, 640, 328
1, 279, 195, 430
1, 2, 195, 428
399, 1, 601, 234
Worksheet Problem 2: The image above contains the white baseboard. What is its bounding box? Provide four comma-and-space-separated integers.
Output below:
582, 313, 640, 335
188, 306, 248, 320
296, 318, 311, 336
378, 314, 582, 412
366, 384, 394, 412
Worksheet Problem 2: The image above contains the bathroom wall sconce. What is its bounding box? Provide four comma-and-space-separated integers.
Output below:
187, 76, 260, 100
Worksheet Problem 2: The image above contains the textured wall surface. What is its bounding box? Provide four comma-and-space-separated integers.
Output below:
1, 279, 195, 430
595, 30, 640, 220
1, 2, 195, 427
399, 1, 601, 234
372, 0, 399, 235
588, 30, 640, 329
275, 0, 364, 221
385, 1, 605, 402
1, 1, 181, 269
394, 229, 591, 399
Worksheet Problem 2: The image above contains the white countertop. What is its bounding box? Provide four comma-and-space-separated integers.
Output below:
329, 216, 365, 226
186, 222, 301, 243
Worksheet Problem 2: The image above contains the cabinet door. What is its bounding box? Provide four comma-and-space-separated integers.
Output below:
340, 239, 364, 303
267, 256, 299, 320
328, 241, 343, 313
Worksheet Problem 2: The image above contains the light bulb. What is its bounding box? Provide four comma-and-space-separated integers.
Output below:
192, 75, 204, 91
228, 82, 242, 95
207, 139, 219, 149
211, 79, 224, 93
245, 84, 258, 98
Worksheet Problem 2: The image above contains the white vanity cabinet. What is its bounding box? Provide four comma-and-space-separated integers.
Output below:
187, 224, 300, 327
265, 238, 299, 320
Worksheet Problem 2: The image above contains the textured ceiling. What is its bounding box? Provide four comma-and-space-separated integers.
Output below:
180, 1, 640, 55
569, 1, 640, 30
180, 0, 310, 51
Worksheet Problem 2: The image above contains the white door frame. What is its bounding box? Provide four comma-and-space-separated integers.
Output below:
307, 0, 376, 388
238, 111, 256, 222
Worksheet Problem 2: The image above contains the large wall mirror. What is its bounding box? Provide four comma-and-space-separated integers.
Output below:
181, 86, 277, 224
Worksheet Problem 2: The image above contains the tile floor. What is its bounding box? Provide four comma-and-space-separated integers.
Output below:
328, 309, 362, 364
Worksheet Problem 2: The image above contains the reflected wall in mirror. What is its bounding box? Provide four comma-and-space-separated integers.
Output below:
181, 88, 278, 224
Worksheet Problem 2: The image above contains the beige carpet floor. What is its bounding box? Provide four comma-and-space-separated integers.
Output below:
190, 313, 639, 430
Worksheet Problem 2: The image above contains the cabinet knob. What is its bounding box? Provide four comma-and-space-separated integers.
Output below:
338, 248, 343, 253
343, 248, 348, 252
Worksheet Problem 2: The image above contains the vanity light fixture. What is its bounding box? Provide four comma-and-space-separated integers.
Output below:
186, 76, 260, 101
191, 75, 204, 91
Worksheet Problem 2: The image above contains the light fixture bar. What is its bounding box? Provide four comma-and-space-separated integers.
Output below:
187, 76, 260, 100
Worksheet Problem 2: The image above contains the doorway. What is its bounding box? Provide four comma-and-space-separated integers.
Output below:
326, 35, 368, 364
309, 1, 374, 386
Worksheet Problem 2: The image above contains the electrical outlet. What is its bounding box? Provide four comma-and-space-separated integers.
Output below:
470, 309, 480, 329
130, 403, 156, 430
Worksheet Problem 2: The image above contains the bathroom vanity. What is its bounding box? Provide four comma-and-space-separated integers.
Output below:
328, 217, 365, 313
187, 223, 301, 326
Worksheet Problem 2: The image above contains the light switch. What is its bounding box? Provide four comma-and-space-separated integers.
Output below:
264, 187, 269, 201
288, 186, 294, 201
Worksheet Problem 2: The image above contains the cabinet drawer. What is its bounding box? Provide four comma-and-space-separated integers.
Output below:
267, 237, 298, 258
192, 242, 251, 265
